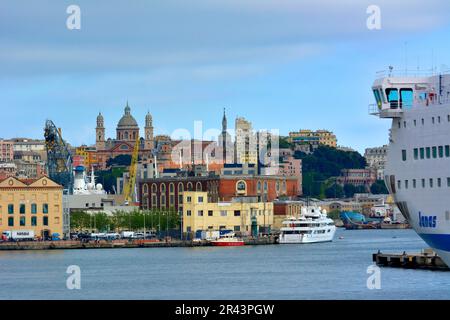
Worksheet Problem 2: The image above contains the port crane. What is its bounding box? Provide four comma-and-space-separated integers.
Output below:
123, 136, 140, 205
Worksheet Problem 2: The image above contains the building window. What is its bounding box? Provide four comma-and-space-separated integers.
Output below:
208, 210, 213, 217
8, 217, 14, 226
401, 150, 407, 161
234, 210, 241, 217
31, 216, 37, 226
160, 195, 166, 208
43, 203, 48, 214
187, 210, 192, 216
8, 204, 14, 214
20, 217, 25, 226
220, 210, 227, 217
169, 195, 175, 207
198, 196, 204, 203
198, 210, 204, 217
31, 204, 37, 214
234, 226, 241, 232
196, 182, 202, 192
169, 183, 174, 193
20, 204, 25, 214
187, 182, 193, 191
187, 196, 192, 203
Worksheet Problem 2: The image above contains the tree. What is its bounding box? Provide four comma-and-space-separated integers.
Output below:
370, 180, 389, 194
344, 184, 357, 198
324, 183, 344, 199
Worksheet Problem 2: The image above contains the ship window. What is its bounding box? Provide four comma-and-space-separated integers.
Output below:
447, 178, 450, 187
422, 179, 425, 188
414, 119, 417, 126
438, 178, 442, 187
402, 150, 407, 161
429, 178, 433, 188
446, 145, 450, 157
448, 115, 450, 122
432, 117, 435, 124
438, 116, 441, 123
413, 179, 417, 188
403, 121, 406, 128
432, 146, 437, 158
405, 180, 408, 189
422, 118, 425, 125
439, 146, 444, 158
426, 147, 431, 159
400, 89, 413, 108
397, 180, 401, 189
420, 148, 424, 159
386, 88, 399, 109
373, 89, 382, 108
413, 148, 418, 160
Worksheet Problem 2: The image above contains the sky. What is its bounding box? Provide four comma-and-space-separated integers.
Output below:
2, 0, 450, 154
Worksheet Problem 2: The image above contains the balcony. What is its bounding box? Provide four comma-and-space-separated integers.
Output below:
368, 104, 403, 118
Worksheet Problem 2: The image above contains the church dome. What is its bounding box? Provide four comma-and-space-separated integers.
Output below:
117, 103, 138, 128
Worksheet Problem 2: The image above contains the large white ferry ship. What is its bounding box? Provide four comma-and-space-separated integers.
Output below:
371, 68, 450, 265
278, 206, 336, 244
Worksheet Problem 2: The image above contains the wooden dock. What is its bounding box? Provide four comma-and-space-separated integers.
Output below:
373, 249, 449, 271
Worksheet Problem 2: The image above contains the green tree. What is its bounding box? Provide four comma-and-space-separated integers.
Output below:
324, 183, 344, 199
370, 180, 389, 194
343, 184, 357, 198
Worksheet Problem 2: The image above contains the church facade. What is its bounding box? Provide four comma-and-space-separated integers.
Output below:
94, 103, 154, 169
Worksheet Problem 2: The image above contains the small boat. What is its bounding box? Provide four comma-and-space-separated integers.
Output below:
211, 232, 245, 247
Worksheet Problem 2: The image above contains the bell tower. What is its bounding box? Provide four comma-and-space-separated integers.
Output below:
144, 111, 154, 150
96, 112, 105, 150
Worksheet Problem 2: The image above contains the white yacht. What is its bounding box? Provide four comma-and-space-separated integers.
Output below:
278, 206, 336, 244
371, 68, 450, 264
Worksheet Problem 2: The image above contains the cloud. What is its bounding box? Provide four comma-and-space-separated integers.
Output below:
1, 0, 450, 80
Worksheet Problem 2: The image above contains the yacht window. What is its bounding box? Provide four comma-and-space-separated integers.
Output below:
438, 178, 442, 187
413, 148, 418, 160
397, 180, 401, 189
439, 146, 444, 158
419, 92, 427, 101
420, 148, 425, 159
413, 179, 417, 188
447, 178, 450, 187
405, 180, 409, 189
430, 178, 433, 188
379, 88, 386, 103
422, 118, 425, 125
438, 116, 441, 123
400, 89, 413, 108
402, 150, 407, 161
386, 88, 399, 109
414, 119, 417, 126
446, 145, 450, 157
432, 117, 435, 124
426, 147, 431, 159
432, 146, 437, 158
422, 179, 425, 188
403, 121, 406, 128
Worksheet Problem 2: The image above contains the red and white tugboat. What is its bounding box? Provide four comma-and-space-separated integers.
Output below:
211, 232, 245, 247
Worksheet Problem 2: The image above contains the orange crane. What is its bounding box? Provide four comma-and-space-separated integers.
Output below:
123, 136, 140, 205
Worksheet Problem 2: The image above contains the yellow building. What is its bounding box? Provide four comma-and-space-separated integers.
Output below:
288, 129, 337, 148
182, 191, 273, 235
0, 176, 63, 239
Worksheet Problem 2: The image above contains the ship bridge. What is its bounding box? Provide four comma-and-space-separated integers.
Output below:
369, 69, 450, 118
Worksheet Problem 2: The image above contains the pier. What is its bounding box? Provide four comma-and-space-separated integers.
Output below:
373, 249, 449, 271
0, 237, 278, 251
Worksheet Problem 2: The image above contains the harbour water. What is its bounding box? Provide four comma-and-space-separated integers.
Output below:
0, 229, 448, 300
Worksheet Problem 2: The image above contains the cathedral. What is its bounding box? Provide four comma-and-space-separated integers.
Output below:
94, 102, 154, 169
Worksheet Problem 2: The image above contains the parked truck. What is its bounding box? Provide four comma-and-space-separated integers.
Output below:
2, 230, 35, 241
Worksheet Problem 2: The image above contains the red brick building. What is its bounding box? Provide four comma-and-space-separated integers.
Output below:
139, 174, 300, 212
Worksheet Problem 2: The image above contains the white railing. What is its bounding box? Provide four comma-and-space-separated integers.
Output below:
375, 68, 450, 79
